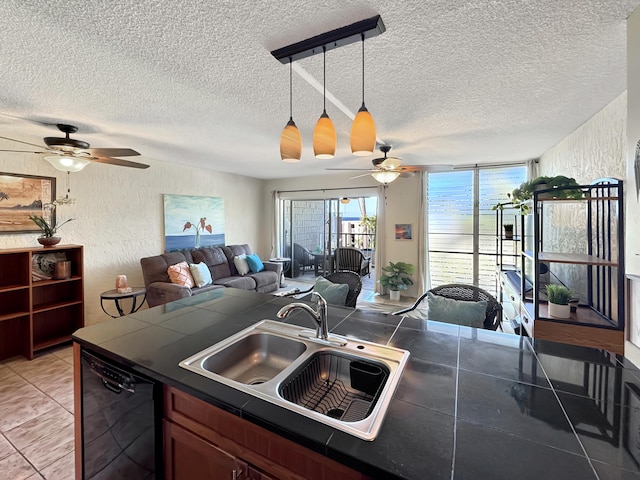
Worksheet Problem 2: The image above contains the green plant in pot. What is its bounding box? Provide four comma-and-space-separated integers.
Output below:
29, 206, 74, 247
546, 284, 572, 319
493, 176, 584, 215
380, 261, 415, 301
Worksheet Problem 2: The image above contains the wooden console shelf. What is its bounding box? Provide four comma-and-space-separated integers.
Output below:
0, 245, 84, 360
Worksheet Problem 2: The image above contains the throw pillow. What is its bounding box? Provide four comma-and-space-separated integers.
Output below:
189, 262, 213, 288
245, 253, 265, 273
234, 255, 250, 275
167, 261, 195, 288
313, 277, 349, 306
426, 292, 487, 328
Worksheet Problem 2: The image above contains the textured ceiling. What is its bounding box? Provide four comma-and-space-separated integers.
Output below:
0, 0, 639, 179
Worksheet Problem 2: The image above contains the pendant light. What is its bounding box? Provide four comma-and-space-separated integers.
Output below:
350, 34, 376, 156
313, 46, 336, 159
280, 58, 303, 162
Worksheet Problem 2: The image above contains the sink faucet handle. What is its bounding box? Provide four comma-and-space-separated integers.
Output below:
310, 292, 329, 340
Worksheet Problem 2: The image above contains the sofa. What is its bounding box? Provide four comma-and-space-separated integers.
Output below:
140, 244, 282, 307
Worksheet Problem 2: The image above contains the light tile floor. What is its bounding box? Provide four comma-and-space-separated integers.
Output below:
0, 344, 75, 480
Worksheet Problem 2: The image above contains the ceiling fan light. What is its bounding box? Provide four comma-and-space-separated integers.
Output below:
44, 155, 90, 172
313, 111, 336, 159
280, 119, 302, 162
371, 170, 400, 184
350, 105, 376, 156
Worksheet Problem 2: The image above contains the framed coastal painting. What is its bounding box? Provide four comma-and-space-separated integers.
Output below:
163, 194, 225, 250
0, 173, 55, 234
395, 223, 412, 240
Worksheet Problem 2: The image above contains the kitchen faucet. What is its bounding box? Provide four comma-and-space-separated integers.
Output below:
276, 292, 330, 341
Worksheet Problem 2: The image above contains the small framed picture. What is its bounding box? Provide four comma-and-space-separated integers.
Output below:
395, 223, 412, 240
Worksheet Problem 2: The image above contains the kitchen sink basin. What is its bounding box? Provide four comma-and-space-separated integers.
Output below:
179, 320, 409, 440
201, 333, 306, 384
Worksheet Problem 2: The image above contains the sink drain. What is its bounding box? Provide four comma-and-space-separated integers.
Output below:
326, 408, 344, 419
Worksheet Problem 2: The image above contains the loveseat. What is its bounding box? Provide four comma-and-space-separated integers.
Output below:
140, 244, 281, 307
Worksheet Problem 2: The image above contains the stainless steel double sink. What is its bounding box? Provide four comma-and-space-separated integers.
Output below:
179, 320, 409, 440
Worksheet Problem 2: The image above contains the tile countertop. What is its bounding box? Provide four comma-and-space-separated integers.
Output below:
73, 288, 640, 480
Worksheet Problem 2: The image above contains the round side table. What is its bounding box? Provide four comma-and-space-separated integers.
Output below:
269, 257, 291, 288
100, 287, 147, 318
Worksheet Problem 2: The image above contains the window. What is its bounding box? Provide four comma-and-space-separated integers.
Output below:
427, 166, 527, 295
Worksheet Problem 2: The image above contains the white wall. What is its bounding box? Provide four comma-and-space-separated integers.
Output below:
536, 93, 626, 303
263, 172, 422, 298
0, 143, 263, 326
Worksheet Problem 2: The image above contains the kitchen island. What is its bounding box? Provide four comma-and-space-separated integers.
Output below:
73, 287, 640, 479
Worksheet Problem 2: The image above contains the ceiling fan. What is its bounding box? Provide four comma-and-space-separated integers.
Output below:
0, 123, 149, 170
327, 145, 428, 183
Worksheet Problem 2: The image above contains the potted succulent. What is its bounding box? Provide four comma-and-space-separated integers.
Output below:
546, 284, 572, 319
503, 223, 514, 239
29, 203, 74, 247
380, 261, 415, 301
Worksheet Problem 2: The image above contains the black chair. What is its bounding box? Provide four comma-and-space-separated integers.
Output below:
334, 247, 370, 277
292, 243, 315, 276
282, 271, 362, 308
393, 283, 502, 330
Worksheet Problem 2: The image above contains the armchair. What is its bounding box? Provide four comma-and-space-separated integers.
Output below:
334, 247, 370, 278
292, 243, 315, 277
393, 283, 502, 330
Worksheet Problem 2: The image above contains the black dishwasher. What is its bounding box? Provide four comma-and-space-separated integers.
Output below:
81, 349, 161, 479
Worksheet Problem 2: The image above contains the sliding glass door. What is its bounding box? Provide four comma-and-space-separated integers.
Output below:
280, 195, 377, 278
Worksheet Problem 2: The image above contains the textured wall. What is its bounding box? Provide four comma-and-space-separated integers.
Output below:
538, 93, 626, 311
0, 145, 263, 326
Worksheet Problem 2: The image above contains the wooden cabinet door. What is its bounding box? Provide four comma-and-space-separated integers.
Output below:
247, 466, 276, 480
164, 420, 247, 480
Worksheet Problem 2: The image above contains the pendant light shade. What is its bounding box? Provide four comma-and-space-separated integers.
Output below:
280, 120, 302, 162
280, 58, 302, 162
351, 105, 376, 156
351, 34, 376, 156
313, 112, 336, 158
313, 47, 336, 159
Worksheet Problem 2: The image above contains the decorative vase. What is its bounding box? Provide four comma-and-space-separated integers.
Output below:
37, 236, 61, 247
389, 289, 401, 302
548, 302, 570, 319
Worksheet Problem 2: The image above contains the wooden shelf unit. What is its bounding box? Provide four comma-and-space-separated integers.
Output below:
0, 245, 84, 360
520, 179, 624, 353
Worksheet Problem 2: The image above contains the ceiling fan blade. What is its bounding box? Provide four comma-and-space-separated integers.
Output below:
87, 157, 149, 169
348, 172, 373, 180
84, 148, 140, 157
0, 135, 47, 150
0, 149, 46, 154
325, 168, 373, 171
398, 165, 430, 172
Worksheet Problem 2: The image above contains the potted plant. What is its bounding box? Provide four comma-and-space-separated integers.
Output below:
493, 176, 584, 215
546, 284, 572, 319
29, 203, 74, 247
380, 261, 415, 301
503, 223, 514, 239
